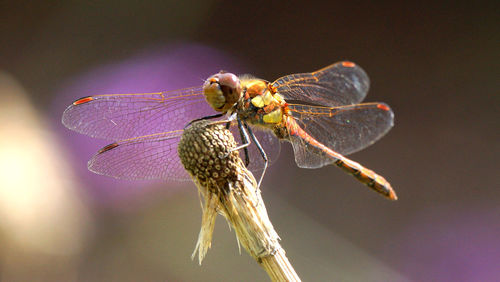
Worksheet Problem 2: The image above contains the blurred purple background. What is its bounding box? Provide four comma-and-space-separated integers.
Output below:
0, 1, 498, 281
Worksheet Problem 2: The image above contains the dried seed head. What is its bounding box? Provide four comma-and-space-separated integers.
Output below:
178, 120, 244, 193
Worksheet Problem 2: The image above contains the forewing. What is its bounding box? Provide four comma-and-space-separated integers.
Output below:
272, 61, 370, 107
288, 102, 394, 157
88, 130, 189, 181
62, 87, 216, 140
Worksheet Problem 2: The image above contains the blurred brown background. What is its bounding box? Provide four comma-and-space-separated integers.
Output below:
0, 0, 498, 281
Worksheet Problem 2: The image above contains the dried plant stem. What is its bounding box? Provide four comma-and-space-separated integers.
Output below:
260, 248, 299, 282
178, 120, 301, 282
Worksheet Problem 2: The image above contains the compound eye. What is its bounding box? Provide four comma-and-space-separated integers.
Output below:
217, 73, 242, 108
203, 72, 242, 112
217, 73, 240, 94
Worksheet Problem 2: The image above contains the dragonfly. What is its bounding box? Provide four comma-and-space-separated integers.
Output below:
62, 61, 397, 200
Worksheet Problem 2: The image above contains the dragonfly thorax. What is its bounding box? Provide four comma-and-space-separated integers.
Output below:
237, 77, 287, 128
203, 72, 242, 113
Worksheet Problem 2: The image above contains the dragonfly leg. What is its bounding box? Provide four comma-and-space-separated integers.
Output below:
225, 116, 251, 159
245, 123, 268, 190
237, 118, 250, 166
184, 113, 224, 129
222, 112, 245, 162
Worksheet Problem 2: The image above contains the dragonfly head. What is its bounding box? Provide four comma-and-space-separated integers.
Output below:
203, 71, 242, 112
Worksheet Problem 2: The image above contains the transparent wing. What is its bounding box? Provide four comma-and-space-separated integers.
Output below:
288, 102, 394, 159
289, 132, 334, 169
88, 130, 189, 181
62, 86, 217, 140
88, 125, 281, 181
272, 61, 370, 107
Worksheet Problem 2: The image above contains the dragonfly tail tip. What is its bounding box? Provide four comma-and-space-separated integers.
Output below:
388, 190, 398, 201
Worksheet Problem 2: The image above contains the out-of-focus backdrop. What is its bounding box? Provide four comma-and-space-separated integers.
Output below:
0, 1, 498, 281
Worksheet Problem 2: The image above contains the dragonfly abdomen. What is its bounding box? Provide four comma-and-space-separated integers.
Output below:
286, 117, 397, 200
333, 158, 397, 200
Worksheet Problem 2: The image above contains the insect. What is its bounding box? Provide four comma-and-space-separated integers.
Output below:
62, 61, 397, 200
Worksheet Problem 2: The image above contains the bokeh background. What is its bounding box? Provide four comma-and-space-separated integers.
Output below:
0, 1, 498, 281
